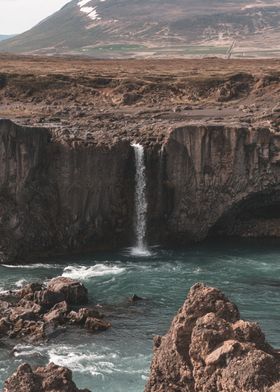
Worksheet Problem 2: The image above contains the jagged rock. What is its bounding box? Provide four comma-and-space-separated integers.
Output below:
19, 283, 43, 299
3, 362, 91, 392
68, 307, 103, 325
33, 289, 65, 310
9, 306, 39, 323
43, 301, 68, 324
0, 317, 11, 335
0, 300, 12, 311
0, 278, 109, 342
145, 283, 280, 392
85, 317, 111, 332
47, 277, 88, 305
9, 320, 45, 342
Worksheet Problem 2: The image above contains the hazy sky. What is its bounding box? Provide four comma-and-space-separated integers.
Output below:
0, 0, 70, 34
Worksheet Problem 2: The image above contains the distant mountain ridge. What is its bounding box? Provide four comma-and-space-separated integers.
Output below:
0, 35, 15, 42
0, 0, 279, 58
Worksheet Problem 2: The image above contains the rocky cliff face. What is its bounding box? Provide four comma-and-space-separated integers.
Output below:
145, 283, 280, 392
0, 119, 134, 262
0, 57, 280, 261
2, 117, 280, 261
157, 123, 280, 244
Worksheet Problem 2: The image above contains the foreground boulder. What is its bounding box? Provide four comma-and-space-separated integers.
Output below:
145, 283, 280, 392
3, 362, 91, 392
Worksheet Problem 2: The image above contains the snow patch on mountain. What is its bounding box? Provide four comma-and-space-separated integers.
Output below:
78, 0, 91, 6
78, 1, 101, 21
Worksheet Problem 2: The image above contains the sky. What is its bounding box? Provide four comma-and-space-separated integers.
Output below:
0, 0, 70, 35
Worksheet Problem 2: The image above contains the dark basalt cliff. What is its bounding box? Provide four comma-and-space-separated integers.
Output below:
0, 119, 134, 262
2, 118, 280, 262
157, 123, 280, 244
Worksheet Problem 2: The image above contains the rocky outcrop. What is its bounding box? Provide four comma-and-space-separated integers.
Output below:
3, 362, 91, 392
145, 283, 280, 392
0, 277, 110, 342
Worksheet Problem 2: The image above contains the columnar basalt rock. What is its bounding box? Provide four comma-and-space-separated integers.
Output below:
2, 118, 280, 260
162, 124, 280, 244
0, 119, 134, 263
145, 283, 280, 392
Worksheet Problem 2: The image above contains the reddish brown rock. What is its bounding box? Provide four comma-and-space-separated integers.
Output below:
43, 301, 68, 324
68, 307, 103, 325
19, 283, 43, 299
145, 283, 280, 392
9, 319, 45, 342
0, 317, 11, 336
3, 362, 91, 392
47, 277, 88, 305
18, 299, 42, 315
0, 278, 109, 342
85, 317, 111, 332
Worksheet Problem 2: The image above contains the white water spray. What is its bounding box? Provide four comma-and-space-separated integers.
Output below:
131, 143, 150, 256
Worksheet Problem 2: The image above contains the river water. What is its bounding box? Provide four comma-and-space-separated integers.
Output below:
0, 241, 280, 391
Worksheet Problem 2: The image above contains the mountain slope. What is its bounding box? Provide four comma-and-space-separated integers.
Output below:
0, 0, 280, 58
0, 35, 15, 42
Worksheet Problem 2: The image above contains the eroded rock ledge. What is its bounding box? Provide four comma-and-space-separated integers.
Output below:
145, 283, 280, 392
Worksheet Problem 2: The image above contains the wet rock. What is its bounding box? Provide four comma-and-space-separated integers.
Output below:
0, 300, 12, 311
145, 283, 280, 392
9, 306, 38, 323
68, 307, 103, 325
129, 294, 144, 303
9, 319, 45, 342
0, 317, 11, 336
18, 300, 42, 315
19, 283, 43, 299
47, 277, 88, 305
43, 301, 68, 324
3, 362, 91, 392
0, 278, 109, 342
33, 289, 65, 310
85, 317, 111, 332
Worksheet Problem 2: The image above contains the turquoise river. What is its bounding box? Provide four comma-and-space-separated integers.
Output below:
0, 240, 279, 391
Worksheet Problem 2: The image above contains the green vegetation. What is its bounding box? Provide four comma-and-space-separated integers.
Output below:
94, 44, 147, 52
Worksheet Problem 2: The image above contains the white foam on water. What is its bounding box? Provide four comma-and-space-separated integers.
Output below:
62, 264, 125, 280
48, 344, 150, 378
130, 247, 152, 257
48, 345, 117, 377
15, 279, 28, 288
1, 263, 60, 269
13, 344, 45, 358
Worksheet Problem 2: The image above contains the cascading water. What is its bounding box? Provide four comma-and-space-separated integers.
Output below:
131, 143, 150, 256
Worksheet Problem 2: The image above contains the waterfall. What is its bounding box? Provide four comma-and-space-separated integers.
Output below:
131, 143, 150, 256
